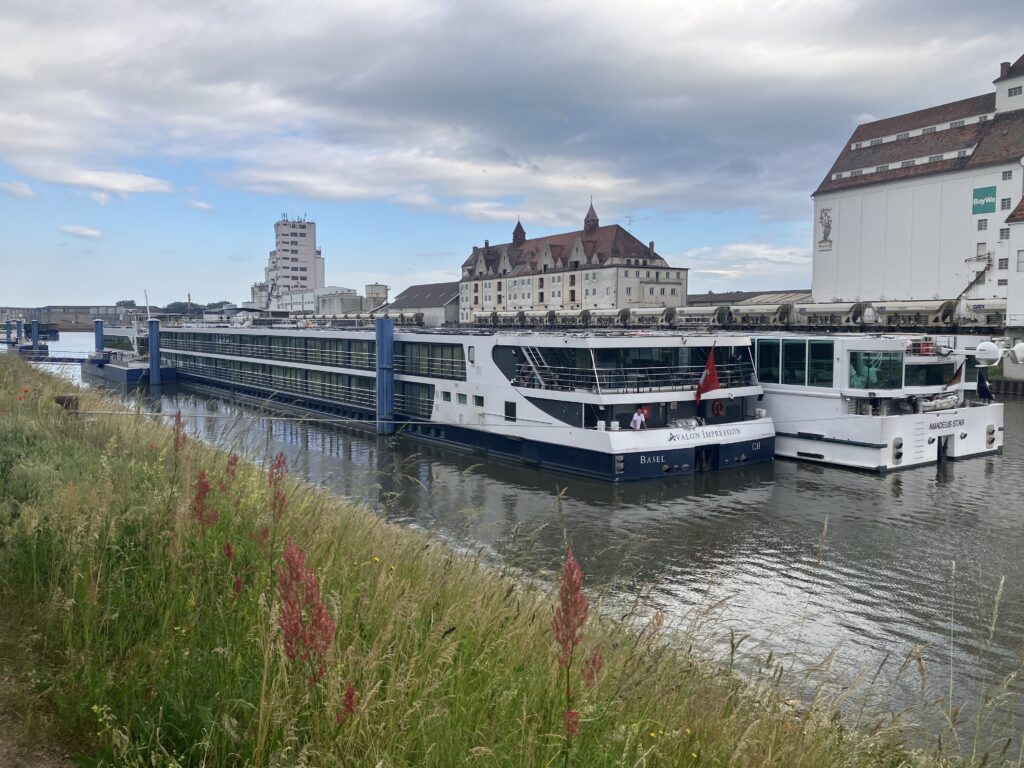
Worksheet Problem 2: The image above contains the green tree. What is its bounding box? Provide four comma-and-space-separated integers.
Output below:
115, 299, 137, 307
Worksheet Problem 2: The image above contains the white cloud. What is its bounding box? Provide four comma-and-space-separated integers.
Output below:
682, 243, 813, 292
0, 180, 34, 199
19, 162, 171, 194
186, 199, 212, 210
61, 225, 102, 239
90, 191, 111, 205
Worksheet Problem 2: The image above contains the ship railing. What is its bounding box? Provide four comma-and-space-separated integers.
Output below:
393, 393, 434, 419
166, 357, 377, 408
512, 362, 757, 393
393, 354, 466, 380
161, 338, 376, 370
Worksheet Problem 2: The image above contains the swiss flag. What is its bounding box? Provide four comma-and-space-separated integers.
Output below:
695, 347, 720, 404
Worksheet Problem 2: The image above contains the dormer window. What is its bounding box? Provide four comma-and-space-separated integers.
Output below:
896, 132, 910, 139
949, 120, 964, 128
922, 126, 936, 134
870, 138, 883, 146
1010, 86, 1023, 97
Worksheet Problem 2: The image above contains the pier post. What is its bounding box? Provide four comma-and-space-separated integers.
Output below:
148, 319, 161, 387
16, 319, 23, 342
94, 319, 105, 354
375, 317, 395, 435
4, 320, 10, 344
31, 320, 39, 350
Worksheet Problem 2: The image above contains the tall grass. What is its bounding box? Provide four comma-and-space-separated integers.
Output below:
0, 356, 974, 766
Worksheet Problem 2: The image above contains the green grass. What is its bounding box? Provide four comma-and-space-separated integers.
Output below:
0, 355, 997, 766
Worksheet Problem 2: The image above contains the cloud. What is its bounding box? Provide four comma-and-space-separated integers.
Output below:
681, 243, 813, 292
0, 180, 34, 199
61, 225, 102, 239
19, 162, 171, 194
90, 191, 111, 205
186, 199, 212, 210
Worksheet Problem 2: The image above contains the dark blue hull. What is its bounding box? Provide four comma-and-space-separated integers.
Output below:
173, 370, 773, 482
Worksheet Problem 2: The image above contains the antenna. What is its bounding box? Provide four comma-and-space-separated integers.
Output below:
626, 214, 633, 231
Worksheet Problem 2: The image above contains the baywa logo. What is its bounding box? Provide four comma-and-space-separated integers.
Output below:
974, 193, 996, 206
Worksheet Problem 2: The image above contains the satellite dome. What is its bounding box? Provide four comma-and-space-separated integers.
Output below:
974, 341, 1001, 367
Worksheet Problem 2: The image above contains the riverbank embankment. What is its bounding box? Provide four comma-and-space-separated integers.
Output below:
0, 356, 961, 766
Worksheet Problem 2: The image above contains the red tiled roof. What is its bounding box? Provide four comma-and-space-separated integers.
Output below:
462, 222, 669, 278
815, 101, 1024, 196
1007, 198, 1024, 224
848, 94, 994, 144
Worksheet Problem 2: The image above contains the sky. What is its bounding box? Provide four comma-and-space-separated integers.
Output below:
1, 0, 1022, 307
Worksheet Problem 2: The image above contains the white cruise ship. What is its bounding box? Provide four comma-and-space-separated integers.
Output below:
749, 333, 1003, 471
144, 323, 775, 482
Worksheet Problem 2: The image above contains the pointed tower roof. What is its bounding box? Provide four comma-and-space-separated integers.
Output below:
584, 201, 599, 232
512, 219, 526, 247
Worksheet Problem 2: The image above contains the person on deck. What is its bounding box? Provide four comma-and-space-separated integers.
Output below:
630, 405, 647, 430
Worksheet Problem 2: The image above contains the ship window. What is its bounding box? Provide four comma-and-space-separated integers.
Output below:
782, 339, 807, 385
442, 391, 451, 402
473, 395, 484, 407
457, 393, 467, 405
905, 363, 956, 386
755, 339, 780, 384
807, 341, 834, 387
504, 401, 516, 422
848, 351, 903, 389
468, 346, 475, 363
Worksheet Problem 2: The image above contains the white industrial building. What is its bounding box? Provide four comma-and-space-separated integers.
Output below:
458, 205, 688, 323
812, 54, 1024, 343
249, 215, 325, 307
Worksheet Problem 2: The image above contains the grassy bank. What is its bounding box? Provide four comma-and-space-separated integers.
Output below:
0, 356, 957, 766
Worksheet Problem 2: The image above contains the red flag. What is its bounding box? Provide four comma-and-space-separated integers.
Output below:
695, 347, 720, 404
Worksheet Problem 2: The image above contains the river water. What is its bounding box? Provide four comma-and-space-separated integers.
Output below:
42, 333, 1024, 742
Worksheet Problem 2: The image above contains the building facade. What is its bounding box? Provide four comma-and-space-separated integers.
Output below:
812, 54, 1024, 324
387, 281, 459, 326
458, 205, 688, 323
250, 215, 325, 307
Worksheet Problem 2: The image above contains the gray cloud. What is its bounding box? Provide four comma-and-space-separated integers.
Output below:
1, 0, 1021, 274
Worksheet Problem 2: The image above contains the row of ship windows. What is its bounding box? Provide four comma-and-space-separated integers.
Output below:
439, 391, 519, 421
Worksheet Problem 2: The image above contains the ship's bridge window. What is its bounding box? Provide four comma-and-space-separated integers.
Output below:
756, 339, 780, 383
782, 339, 807, 385
848, 351, 903, 389
808, 341, 834, 387
905, 362, 956, 386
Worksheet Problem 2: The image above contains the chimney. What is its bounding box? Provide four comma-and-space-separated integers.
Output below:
1000, 61, 1011, 80
648, 240, 655, 257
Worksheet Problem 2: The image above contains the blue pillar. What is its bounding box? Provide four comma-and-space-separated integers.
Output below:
94, 319, 105, 353
148, 319, 161, 386
16, 319, 23, 341
375, 317, 395, 434
31, 320, 39, 350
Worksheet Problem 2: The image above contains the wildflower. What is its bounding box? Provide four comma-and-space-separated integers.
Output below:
277, 539, 336, 683
255, 526, 270, 554
232, 578, 243, 597
552, 548, 589, 668
226, 452, 239, 480
147, 442, 159, 450
335, 680, 357, 722
173, 411, 187, 452
372, 556, 380, 563
22, 388, 29, 393
582, 645, 603, 688
191, 470, 218, 530
224, 541, 234, 561
17, 396, 24, 401
268, 452, 288, 520
564, 709, 580, 736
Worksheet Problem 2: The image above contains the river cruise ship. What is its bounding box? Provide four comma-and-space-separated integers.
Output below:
749, 333, 1003, 471
154, 325, 775, 481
